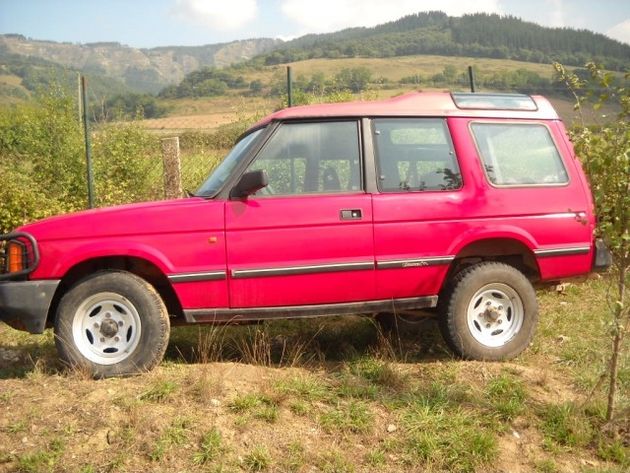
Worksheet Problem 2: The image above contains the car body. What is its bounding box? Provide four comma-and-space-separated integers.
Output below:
0, 92, 611, 376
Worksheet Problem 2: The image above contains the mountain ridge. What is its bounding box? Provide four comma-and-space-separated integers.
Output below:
1, 11, 629, 98
0, 34, 283, 93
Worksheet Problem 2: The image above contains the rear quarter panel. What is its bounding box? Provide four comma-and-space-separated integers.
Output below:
373, 117, 594, 299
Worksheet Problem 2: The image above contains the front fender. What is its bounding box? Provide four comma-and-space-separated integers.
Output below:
31, 240, 175, 279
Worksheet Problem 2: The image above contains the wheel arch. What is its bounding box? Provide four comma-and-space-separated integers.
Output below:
442, 236, 541, 293
46, 255, 183, 327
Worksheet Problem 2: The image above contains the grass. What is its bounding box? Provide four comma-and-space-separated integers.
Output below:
399, 394, 498, 473
0, 277, 628, 472
275, 374, 330, 401
316, 450, 355, 473
319, 400, 374, 434
138, 379, 178, 402
281, 441, 306, 472
228, 393, 280, 423
149, 417, 191, 461
539, 402, 595, 449
193, 428, 225, 465
485, 372, 527, 421
243, 445, 272, 471
16, 438, 65, 473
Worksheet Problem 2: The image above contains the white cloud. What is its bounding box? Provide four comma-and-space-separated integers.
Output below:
280, 0, 502, 34
547, 0, 565, 28
174, 0, 258, 30
607, 19, 630, 45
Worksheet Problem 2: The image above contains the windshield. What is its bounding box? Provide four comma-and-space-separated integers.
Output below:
195, 128, 265, 197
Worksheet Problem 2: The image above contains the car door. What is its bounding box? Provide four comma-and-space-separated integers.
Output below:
225, 120, 375, 308
370, 118, 465, 300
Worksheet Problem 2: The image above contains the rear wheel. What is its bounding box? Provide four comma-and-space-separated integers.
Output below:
438, 262, 538, 360
54, 271, 170, 377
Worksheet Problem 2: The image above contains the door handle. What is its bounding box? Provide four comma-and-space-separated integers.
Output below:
575, 211, 588, 225
340, 209, 362, 220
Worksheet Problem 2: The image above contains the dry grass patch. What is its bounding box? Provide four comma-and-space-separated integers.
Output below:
0, 278, 628, 472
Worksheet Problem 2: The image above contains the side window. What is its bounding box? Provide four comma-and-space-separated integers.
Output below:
471, 123, 569, 186
373, 119, 462, 192
246, 121, 361, 195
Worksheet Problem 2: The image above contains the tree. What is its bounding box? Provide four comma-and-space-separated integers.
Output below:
334, 67, 372, 93
555, 62, 630, 421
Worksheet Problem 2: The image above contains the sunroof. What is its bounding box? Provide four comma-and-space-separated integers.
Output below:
451, 93, 538, 111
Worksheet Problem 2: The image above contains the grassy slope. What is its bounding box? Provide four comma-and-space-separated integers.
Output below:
1, 54, 609, 127
143, 90, 602, 134
276, 55, 558, 81
0, 74, 30, 105
143, 55, 614, 132
0, 277, 628, 473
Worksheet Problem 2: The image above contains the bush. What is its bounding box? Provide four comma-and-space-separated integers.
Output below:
92, 122, 162, 206
0, 88, 165, 232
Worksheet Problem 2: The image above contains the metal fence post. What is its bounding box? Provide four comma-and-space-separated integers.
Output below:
468, 66, 476, 93
287, 66, 293, 107
161, 137, 183, 199
80, 75, 95, 208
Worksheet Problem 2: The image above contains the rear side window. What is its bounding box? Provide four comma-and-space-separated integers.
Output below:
373, 119, 462, 192
471, 123, 568, 186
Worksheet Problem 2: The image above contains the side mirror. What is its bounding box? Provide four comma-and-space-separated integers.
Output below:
230, 170, 268, 199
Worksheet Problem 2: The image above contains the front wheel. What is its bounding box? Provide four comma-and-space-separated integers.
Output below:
54, 271, 170, 378
438, 262, 538, 360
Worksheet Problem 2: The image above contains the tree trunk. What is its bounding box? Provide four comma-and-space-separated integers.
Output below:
606, 266, 627, 421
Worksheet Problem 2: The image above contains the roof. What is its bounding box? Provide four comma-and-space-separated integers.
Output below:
249, 92, 559, 130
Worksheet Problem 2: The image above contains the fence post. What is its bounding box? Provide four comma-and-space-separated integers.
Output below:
80, 75, 95, 209
468, 66, 476, 93
161, 137, 183, 199
287, 66, 293, 107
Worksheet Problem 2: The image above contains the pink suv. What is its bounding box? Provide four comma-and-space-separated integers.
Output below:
0, 92, 611, 377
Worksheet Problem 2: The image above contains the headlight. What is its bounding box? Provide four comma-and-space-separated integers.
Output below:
0, 232, 40, 280
6, 240, 26, 273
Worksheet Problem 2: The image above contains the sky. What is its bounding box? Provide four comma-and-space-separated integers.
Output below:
0, 0, 629, 48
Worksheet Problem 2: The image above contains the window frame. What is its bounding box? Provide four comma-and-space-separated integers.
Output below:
469, 120, 571, 189
371, 117, 463, 194
243, 118, 365, 198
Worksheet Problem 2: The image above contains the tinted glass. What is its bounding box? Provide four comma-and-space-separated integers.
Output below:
373, 119, 462, 192
471, 123, 568, 186
247, 121, 361, 195
452, 93, 537, 111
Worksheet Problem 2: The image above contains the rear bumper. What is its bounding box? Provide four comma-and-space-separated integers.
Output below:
0, 280, 60, 333
593, 239, 612, 272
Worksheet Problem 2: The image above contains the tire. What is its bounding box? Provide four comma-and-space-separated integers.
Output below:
54, 270, 170, 378
438, 262, 538, 361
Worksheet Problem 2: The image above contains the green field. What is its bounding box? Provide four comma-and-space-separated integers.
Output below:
276, 55, 560, 82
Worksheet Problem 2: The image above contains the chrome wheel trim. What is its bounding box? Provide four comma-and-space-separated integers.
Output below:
466, 283, 524, 348
71, 292, 142, 365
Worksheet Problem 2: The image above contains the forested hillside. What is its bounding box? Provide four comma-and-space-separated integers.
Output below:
259, 12, 630, 71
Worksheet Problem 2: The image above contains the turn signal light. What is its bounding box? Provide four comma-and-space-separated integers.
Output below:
7, 241, 25, 273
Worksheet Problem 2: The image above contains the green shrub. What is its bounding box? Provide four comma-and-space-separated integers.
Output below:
0, 87, 168, 232
92, 121, 162, 206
